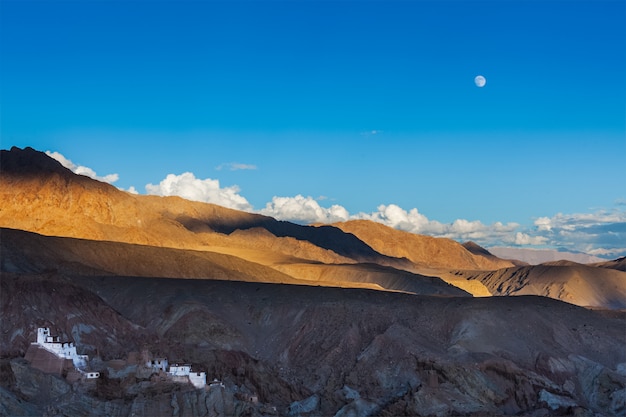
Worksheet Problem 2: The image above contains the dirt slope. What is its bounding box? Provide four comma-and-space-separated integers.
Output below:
590, 257, 626, 272
460, 264, 626, 309
332, 220, 514, 270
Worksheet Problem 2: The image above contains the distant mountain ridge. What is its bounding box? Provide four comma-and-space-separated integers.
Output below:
1, 146, 625, 309
488, 246, 605, 265
0, 148, 510, 272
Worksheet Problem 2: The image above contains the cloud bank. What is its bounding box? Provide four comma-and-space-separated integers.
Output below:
145, 172, 253, 212
260, 195, 350, 224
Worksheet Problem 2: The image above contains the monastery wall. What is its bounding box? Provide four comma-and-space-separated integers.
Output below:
24, 345, 72, 375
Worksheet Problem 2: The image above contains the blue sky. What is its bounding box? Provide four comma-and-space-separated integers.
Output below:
2, 0, 625, 257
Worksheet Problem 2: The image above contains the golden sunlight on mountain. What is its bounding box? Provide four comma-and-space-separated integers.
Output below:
331, 220, 514, 271
2, 147, 625, 308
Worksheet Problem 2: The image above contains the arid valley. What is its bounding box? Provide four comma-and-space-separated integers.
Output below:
1, 147, 625, 416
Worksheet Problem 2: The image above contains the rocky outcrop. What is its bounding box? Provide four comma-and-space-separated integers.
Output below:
4, 270, 624, 416
1, 358, 274, 417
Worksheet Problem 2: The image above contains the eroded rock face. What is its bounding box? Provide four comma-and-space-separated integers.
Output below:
1, 357, 271, 417
2, 271, 625, 416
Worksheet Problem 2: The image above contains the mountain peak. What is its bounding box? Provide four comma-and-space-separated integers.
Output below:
462, 241, 493, 257
1, 146, 71, 177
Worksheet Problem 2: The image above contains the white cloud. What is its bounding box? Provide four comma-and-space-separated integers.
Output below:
588, 247, 626, 257
215, 162, 257, 171
46, 151, 119, 184
354, 204, 436, 233
352, 204, 518, 244
145, 172, 253, 212
259, 195, 349, 224
513, 232, 548, 246
526, 209, 626, 257
534, 216, 552, 232
533, 211, 626, 231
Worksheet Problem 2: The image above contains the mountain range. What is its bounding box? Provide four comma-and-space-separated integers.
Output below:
1, 146, 625, 417
487, 247, 606, 265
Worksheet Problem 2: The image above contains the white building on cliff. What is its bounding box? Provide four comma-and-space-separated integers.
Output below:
168, 363, 206, 389
30, 327, 99, 378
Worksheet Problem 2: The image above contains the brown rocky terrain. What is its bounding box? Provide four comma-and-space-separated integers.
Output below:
2, 271, 625, 416
332, 221, 515, 271
1, 146, 626, 416
457, 263, 626, 309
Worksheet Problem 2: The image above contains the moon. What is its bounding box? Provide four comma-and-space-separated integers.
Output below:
474, 75, 486, 87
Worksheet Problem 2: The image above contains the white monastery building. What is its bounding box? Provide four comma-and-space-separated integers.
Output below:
147, 358, 169, 372
168, 363, 207, 389
31, 327, 99, 378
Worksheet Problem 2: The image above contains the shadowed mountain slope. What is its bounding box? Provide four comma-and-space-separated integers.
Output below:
2, 271, 625, 416
0, 227, 470, 296
463, 241, 528, 266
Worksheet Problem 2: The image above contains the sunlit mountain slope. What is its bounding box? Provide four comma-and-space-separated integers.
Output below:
2, 146, 625, 308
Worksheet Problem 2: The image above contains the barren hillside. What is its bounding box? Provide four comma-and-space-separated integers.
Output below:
1, 227, 468, 296
590, 257, 626, 272
459, 264, 626, 309
2, 146, 625, 308
0, 147, 411, 272
2, 272, 624, 416
332, 220, 514, 270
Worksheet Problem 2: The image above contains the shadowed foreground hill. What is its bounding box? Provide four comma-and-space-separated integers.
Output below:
1, 271, 625, 416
